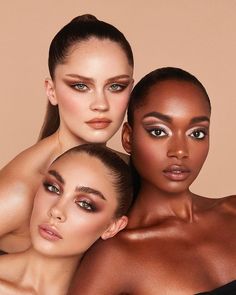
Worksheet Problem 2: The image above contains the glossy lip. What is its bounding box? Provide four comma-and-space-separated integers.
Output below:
163, 165, 191, 181
86, 118, 112, 130
38, 224, 63, 241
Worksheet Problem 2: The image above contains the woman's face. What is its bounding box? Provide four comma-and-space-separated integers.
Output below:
46, 37, 133, 145
124, 80, 210, 194
30, 152, 121, 257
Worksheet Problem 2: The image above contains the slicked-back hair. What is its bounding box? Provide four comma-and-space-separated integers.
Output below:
53, 144, 133, 218
127, 67, 211, 126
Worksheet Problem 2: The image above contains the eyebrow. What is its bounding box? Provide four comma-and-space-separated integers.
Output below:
143, 112, 210, 124
143, 112, 172, 123
48, 170, 65, 184
65, 74, 132, 82
190, 116, 210, 124
48, 170, 106, 201
75, 186, 106, 201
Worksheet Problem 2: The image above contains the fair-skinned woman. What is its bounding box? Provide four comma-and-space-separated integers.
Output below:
0, 144, 133, 294
69, 67, 236, 295
0, 14, 133, 253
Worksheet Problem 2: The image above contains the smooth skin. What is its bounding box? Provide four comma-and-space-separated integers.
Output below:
0, 152, 127, 294
0, 38, 133, 253
69, 80, 236, 295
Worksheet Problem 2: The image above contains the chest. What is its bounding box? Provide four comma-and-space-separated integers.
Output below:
124, 219, 236, 294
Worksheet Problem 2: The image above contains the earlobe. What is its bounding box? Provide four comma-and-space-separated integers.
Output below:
45, 78, 57, 106
122, 122, 133, 154
101, 216, 128, 240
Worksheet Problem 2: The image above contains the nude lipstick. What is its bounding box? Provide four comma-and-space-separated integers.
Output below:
38, 224, 62, 241
163, 165, 190, 181
86, 118, 111, 129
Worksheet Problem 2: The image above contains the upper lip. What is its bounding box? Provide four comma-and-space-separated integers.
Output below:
163, 164, 190, 173
86, 118, 111, 123
39, 224, 63, 239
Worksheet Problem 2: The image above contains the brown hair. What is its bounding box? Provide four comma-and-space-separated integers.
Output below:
39, 14, 133, 140
53, 144, 133, 217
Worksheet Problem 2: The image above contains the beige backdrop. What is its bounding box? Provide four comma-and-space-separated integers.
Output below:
0, 0, 235, 198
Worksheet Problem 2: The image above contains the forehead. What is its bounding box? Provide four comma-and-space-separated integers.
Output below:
58, 37, 132, 75
50, 153, 113, 185
135, 80, 210, 120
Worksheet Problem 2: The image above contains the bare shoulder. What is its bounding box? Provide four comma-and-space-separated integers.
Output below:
69, 233, 131, 294
0, 137, 55, 237
218, 194, 236, 212
194, 194, 236, 215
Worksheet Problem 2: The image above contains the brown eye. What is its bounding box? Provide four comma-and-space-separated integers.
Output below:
190, 129, 206, 139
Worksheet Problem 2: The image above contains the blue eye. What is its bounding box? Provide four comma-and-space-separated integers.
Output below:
109, 84, 125, 92
72, 83, 88, 91
190, 129, 206, 139
76, 200, 95, 212
43, 182, 60, 195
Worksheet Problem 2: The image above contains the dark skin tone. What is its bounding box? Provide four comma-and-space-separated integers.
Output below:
68, 80, 236, 295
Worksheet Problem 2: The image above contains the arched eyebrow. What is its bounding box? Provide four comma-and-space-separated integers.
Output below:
143, 112, 210, 124
48, 170, 106, 201
48, 170, 65, 184
143, 112, 172, 123
65, 74, 132, 83
75, 186, 106, 201
190, 116, 210, 124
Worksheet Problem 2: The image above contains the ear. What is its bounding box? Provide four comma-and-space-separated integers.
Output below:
101, 216, 128, 240
45, 78, 57, 106
122, 122, 132, 154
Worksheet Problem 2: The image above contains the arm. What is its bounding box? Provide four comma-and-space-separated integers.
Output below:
68, 237, 128, 295
0, 163, 36, 243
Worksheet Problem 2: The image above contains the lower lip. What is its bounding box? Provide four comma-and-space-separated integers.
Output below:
163, 171, 190, 181
38, 226, 61, 241
86, 121, 111, 130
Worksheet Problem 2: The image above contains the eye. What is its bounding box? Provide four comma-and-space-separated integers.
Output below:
43, 182, 60, 195
148, 128, 168, 137
76, 200, 95, 212
109, 83, 125, 92
71, 83, 89, 91
190, 129, 207, 140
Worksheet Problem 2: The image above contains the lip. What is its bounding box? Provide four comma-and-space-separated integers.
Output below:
86, 118, 112, 130
163, 165, 191, 181
38, 224, 63, 241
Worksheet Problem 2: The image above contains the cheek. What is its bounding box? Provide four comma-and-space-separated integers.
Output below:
56, 87, 85, 115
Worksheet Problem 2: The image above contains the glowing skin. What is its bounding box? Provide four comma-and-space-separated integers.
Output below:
46, 37, 133, 147
30, 152, 119, 257
128, 80, 210, 195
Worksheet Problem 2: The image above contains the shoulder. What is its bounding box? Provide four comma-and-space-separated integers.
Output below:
218, 194, 236, 212
69, 234, 131, 294
195, 194, 236, 215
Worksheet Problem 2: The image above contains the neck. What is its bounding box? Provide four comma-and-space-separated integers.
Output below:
20, 248, 81, 294
128, 183, 196, 229
55, 128, 107, 155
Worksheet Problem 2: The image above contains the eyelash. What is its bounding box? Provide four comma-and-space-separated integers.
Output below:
108, 83, 127, 92
75, 199, 96, 212
147, 127, 168, 138
43, 181, 60, 195
189, 128, 207, 140
70, 82, 127, 93
71, 83, 88, 91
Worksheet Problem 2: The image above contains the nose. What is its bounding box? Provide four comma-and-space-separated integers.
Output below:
167, 135, 189, 159
90, 91, 109, 112
48, 201, 66, 223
